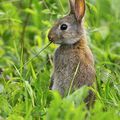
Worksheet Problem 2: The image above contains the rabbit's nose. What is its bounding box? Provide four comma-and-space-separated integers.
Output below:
48, 34, 55, 42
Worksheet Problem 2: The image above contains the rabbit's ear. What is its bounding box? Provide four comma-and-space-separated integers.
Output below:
75, 0, 85, 22
69, 0, 75, 14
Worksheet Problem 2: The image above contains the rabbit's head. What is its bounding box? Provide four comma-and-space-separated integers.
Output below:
48, 0, 86, 45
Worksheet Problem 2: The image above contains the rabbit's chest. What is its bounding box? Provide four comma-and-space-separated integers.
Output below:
53, 48, 82, 94
54, 49, 80, 77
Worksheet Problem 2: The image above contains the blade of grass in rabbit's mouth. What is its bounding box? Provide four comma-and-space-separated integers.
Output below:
19, 42, 52, 69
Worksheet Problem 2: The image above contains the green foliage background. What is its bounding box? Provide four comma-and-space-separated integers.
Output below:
0, 0, 120, 119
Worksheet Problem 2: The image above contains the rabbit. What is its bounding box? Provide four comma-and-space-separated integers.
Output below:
48, 0, 96, 106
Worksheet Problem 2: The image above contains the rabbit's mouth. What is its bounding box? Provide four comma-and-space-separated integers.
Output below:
48, 33, 62, 44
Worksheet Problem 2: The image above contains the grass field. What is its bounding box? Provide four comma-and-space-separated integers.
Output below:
0, 0, 120, 119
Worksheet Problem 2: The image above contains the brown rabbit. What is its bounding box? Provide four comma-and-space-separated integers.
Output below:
48, 0, 95, 105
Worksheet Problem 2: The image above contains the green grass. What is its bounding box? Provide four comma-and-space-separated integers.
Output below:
0, 0, 120, 119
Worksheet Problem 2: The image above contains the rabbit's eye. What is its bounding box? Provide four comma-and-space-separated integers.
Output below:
60, 24, 68, 30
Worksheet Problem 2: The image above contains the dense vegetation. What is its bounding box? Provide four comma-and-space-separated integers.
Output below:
0, 0, 120, 119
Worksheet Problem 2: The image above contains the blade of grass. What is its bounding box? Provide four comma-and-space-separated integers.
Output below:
67, 62, 80, 96
57, 0, 65, 13
19, 42, 52, 70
